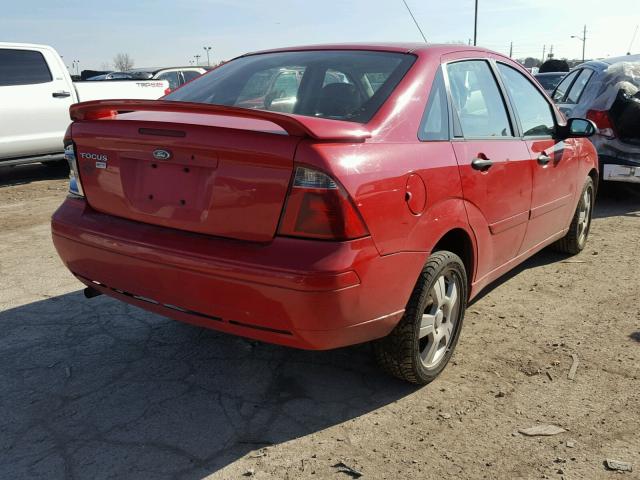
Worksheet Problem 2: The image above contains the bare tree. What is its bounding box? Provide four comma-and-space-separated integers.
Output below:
100, 62, 112, 71
113, 53, 134, 71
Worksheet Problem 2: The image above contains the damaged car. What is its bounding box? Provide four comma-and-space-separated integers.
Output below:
552, 55, 640, 184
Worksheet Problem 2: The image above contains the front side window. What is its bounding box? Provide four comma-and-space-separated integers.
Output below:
165, 50, 416, 123
552, 69, 580, 102
497, 63, 555, 137
419, 68, 449, 141
566, 69, 593, 104
446, 60, 512, 138
0, 49, 52, 86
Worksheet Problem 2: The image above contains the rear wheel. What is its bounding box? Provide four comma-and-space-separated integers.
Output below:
553, 177, 594, 254
374, 251, 467, 385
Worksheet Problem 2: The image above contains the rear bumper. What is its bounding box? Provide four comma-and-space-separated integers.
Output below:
600, 154, 640, 183
51, 199, 424, 349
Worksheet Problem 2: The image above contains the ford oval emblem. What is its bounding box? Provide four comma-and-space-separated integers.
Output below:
152, 149, 171, 160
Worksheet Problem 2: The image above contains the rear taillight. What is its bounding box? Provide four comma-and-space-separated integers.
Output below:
277, 166, 369, 241
586, 109, 616, 139
83, 109, 117, 120
64, 141, 84, 198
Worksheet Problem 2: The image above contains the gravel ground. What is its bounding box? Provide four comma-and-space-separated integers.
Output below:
0, 163, 638, 479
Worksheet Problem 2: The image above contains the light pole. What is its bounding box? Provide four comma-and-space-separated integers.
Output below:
194, 54, 201, 66
473, 0, 478, 46
571, 25, 587, 62
203, 46, 212, 66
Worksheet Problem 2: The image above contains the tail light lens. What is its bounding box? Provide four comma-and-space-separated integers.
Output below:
586, 110, 616, 139
64, 141, 84, 198
278, 166, 369, 241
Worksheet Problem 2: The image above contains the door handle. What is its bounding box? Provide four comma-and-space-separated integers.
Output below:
52, 91, 71, 98
471, 158, 493, 171
537, 153, 551, 165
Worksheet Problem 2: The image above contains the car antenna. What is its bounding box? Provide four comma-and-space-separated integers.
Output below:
401, 0, 428, 43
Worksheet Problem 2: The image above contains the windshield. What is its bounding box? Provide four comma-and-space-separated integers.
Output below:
535, 73, 565, 90
165, 50, 416, 123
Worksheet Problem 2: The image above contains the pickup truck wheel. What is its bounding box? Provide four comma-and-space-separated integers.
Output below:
553, 177, 594, 255
374, 251, 467, 385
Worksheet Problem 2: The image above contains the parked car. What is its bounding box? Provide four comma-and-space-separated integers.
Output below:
52, 44, 598, 384
86, 72, 136, 81
552, 54, 640, 184
534, 71, 566, 95
0, 43, 169, 167
125, 67, 207, 91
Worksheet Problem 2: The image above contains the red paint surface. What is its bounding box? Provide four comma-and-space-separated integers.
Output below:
52, 44, 598, 349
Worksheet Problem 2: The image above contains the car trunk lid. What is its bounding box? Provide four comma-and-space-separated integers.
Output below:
70, 100, 370, 243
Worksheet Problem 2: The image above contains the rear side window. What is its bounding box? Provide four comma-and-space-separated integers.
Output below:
165, 50, 416, 123
182, 70, 201, 83
446, 60, 512, 138
0, 49, 52, 86
566, 69, 593, 103
552, 69, 580, 102
157, 71, 181, 90
497, 63, 555, 137
419, 68, 449, 141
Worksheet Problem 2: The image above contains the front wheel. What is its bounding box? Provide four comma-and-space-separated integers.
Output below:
374, 251, 468, 385
553, 177, 594, 254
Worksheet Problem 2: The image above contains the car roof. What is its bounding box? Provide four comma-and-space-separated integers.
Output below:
577, 54, 640, 71
128, 67, 204, 74
0, 41, 53, 49
534, 72, 566, 76
241, 42, 497, 59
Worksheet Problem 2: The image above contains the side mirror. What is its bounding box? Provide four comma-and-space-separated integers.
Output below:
562, 118, 597, 138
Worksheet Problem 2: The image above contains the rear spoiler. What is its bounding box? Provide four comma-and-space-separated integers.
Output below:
70, 99, 372, 142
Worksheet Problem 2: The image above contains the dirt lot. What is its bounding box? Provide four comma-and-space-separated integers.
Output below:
0, 164, 638, 480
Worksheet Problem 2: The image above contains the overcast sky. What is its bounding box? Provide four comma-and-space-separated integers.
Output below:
2, 0, 639, 71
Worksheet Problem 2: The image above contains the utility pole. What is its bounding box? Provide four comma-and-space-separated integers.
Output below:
541, 45, 546, 62
203, 46, 212, 66
473, 0, 478, 46
194, 54, 201, 65
571, 25, 587, 62
509, 41, 513, 58
548, 45, 554, 59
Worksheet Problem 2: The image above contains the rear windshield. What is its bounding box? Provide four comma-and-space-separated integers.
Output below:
165, 50, 416, 123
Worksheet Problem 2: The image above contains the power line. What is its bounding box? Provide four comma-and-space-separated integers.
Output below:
400, 0, 428, 43
628, 25, 639, 54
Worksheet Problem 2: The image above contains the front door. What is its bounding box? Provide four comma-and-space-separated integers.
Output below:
496, 62, 579, 251
444, 58, 533, 280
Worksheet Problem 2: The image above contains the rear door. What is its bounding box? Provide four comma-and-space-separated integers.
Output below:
443, 57, 532, 278
496, 62, 579, 251
0, 47, 73, 159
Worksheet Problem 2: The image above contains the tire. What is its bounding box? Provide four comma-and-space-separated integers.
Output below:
43, 159, 69, 172
553, 177, 594, 255
374, 251, 468, 385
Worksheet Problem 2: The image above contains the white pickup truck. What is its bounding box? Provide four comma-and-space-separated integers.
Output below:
0, 43, 169, 167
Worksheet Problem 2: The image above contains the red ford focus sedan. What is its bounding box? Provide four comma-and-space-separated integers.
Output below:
52, 44, 598, 384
